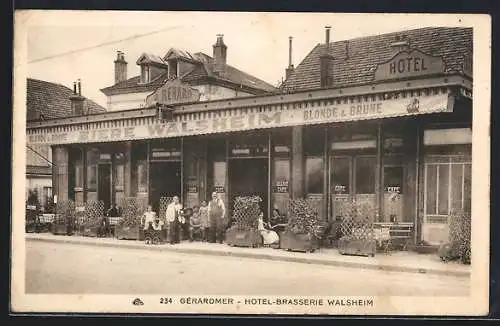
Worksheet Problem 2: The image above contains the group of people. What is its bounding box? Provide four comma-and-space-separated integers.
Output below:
140, 192, 290, 246
142, 191, 227, 244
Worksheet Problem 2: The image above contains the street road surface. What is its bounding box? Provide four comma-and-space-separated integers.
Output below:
25, 241, 469, 296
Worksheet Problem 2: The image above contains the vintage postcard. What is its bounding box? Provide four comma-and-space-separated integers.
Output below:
11, 11, 491, 315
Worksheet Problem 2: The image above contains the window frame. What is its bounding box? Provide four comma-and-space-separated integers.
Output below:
423, 155, 472, 223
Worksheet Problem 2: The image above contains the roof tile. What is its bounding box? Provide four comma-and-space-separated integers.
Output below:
27, 78, 106, 121
282, 27, 473, 91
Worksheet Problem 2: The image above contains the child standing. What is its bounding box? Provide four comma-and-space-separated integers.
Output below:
199, 200, 209, 241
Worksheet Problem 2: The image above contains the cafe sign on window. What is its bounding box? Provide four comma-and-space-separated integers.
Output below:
273, 180, 289, 193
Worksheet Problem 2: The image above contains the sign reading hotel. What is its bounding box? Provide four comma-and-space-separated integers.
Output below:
145, 78, 201, 107
28, 94, 451, 145
374, 49, 445, 81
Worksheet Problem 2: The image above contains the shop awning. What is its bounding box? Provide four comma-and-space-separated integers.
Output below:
28, 93, 453, 145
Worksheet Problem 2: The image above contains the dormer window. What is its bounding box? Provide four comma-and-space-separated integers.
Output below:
168, 60, 178, 79
140, 65, 151, 83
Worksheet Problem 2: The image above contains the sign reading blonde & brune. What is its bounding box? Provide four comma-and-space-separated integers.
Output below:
28, 94, 451, 145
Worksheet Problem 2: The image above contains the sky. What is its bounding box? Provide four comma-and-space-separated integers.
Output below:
22, 11, 472, 108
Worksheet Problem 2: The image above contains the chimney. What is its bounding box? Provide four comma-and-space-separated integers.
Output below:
320, 26, 334, 88
390, 35, 410, 52
213, 34, 227, 76
70, 79, 85, 116
285, 36, 295, 79
114, 51, 128, 84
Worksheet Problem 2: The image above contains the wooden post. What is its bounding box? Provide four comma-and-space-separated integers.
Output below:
323, 127, 329, 222
291, 126, 304, 199
52, 146, 69, 202
268, 131, 272, 220
180, 137, 184, 206
415, 123, 423, 245
375, 122, 383, 222
82, 146, 87, 203
123, 141, 132, 197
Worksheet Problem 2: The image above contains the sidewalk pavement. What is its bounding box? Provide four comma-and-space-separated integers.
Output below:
25, 233, 470, 277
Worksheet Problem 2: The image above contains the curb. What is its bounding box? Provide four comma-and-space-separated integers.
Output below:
26, 236, 470, 278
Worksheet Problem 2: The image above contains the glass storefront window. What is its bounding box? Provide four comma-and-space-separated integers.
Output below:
306, 157, 323, 194
355, 157, 375, 194
384, 166, 403, 194
331, 157, 350, 194
425, 157, 471, 217
137, 160, 148, 192
213, 161, 227, 192
115, 164, 124, 189
87, 165, 97, 190
274, 159, 290, 181
75, 164, 83, 188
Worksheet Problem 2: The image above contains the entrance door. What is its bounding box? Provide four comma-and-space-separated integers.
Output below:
98, 164, 112, 211
330, 155, 376, 221
149, 162, 182, 213
229, 159, 269, 218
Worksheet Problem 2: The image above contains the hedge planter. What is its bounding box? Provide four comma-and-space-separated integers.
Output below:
51, 222, 73, 236
338, 237, 376, 257
115, 225, 144, 240
25, 221, 38, 233
280, 230, 319, 253
81, 226, 100, 238
225, 228, 262, 248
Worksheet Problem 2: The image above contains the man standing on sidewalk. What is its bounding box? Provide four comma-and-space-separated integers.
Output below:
165, 196, 183, 244
208, 192, 226, 244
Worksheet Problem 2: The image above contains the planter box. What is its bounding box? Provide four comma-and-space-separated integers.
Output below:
280, 230, 319, 253
338, 238, 376, 257
81, 226, 100, 238
115, 225, 144, 240
25, 221, 38, 233
51, 222, 73, 236
225, 228, 262, 248
411, 245, 438, 254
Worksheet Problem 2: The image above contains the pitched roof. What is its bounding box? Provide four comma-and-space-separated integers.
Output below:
136, 53, 167, 66
282, 27, 473, 91
101, 51, 277, 96
27, 78, 106, 121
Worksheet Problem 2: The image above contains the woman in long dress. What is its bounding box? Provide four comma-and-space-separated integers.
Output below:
257, 213, 279, 246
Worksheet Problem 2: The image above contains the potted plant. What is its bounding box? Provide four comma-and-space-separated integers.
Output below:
225, 196, 263, 248
80, 201, 105, 237
280, 199, 325, 253
115, 197, 145, 240
438, 209, 471, 264
337, 200, 376, 257
51, 200, 75, 236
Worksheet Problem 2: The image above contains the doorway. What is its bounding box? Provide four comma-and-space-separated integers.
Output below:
229, 158, 269, 218
98, 164, 112, 211
330, 155, 376, 221
149, 161, 182, 213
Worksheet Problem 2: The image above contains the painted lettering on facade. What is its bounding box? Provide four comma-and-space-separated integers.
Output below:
145, 79, 201, 107
374, 49, 445, 81
147, 112, 282, 137
303, 103, 383, 121
27, 94, 450, 145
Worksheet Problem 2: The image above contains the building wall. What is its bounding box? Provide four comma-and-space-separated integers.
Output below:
27, 144, 52, 167
106, 91, 152, 111
193, 84, 253, 101
26, 144, 53, 207
106, 84, 254, 111
26, 175, 52, 207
